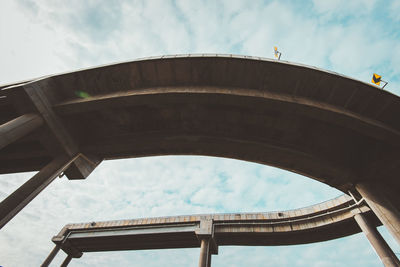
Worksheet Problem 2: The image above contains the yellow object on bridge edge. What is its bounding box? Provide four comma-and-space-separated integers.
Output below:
274, 46, 279, 58
371, 73, 382, 86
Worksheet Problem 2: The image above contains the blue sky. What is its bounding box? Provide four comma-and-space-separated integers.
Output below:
0, 0, 400, 266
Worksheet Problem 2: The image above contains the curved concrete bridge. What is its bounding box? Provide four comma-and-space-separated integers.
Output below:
43, 195, 397, 266
0, 55, 400, 266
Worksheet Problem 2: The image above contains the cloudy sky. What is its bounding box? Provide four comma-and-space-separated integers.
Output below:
1, 0, 400, 266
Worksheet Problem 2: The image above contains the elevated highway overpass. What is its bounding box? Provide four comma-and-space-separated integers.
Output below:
0, 55, 400, 266
43, 195, 397, 266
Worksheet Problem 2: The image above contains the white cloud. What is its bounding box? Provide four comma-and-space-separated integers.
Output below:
0, 156, 382, 266
389, 0, 400, 21
1, 0, 400, 266
2, 0, 398, 94
0, 1, 69, 84
312, 0, 378, 19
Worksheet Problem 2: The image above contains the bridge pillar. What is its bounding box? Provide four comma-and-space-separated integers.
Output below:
196, 219, 217, 267
0, 113, 43, 150
198, 237, 211, 267
61, 255, 73, 267
356, 183, 400, 246
41, 244, 61, 267
353, 212, 400, 267
0, 155, 77, 229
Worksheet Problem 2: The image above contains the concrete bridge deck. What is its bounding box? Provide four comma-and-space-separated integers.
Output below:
44, 195, 386, 266
1, 55, 400, 266
1, 55, 400, 192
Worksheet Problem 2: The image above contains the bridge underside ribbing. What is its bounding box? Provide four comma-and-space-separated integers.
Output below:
2, 55, 400, 191
1, 55, 400, 266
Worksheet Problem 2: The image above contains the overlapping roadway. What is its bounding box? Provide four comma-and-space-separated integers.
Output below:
1, 55, 400, 266
2, 55, 400, 192
45, 195, 383, 266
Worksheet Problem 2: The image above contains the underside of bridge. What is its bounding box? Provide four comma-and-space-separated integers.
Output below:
1, 55, 400, 266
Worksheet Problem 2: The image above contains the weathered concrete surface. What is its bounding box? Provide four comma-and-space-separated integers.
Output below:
357, 183, 400, 246
198, 238, 211, 267
41, 244, 61, 267
45, 195, 400, 266
354, 212, 400, 267
1, 81, 100, 180
51, 195, 377, 254
0, 113, 43, 150
1, 55, 400, 194
2, 55, 400, 253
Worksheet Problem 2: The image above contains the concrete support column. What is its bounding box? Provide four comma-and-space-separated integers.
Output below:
0, 113, 43, 150
198, 237, 211, 267
0, 155, 76, 229
196, 219, 215, 267
61, 255, 73, 267
356, 183, 400, 246
354, 213, 400, 267
41, 244, 61, 267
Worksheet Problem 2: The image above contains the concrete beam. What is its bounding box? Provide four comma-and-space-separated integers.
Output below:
49, 195, 371, 252
356, 183, 400, 246
354, 212, 400, 267
63, 154, 101, 180
0, 113, 43, 150
61, 255, 73, 267
47, 196, 383, 265
2, 55, 400, 192
41, 244, 61, 267
22, 82, 101, 180
53, 86, 400, 147
195, 220, 218, 266
0, 154, 77, 229
22, 83, 77, 156
3, 81, 101, 180
196, 219, 218, 255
